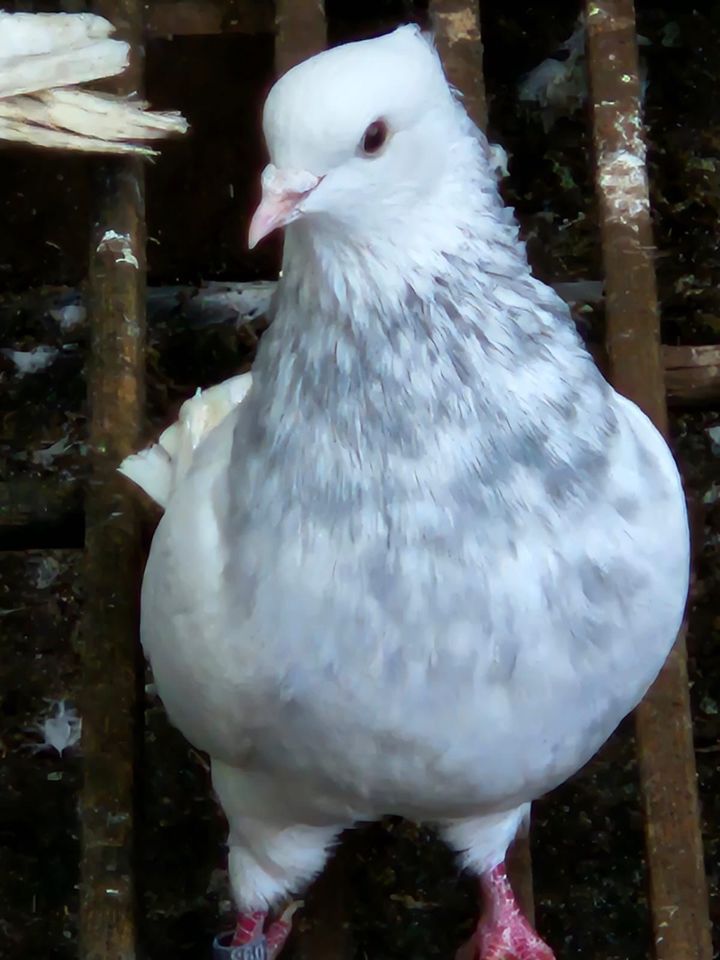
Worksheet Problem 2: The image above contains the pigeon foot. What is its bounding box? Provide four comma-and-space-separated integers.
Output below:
474, 912, 555, 960
456, 863, 555, 960
213, 903, 298, 960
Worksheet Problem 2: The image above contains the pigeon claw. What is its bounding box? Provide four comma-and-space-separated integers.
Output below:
456, 863, 555, 960
213, 903, 300, 960
473, 914, 556, 960
212, 930, 267, 960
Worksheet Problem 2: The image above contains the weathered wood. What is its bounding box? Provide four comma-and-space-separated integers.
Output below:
428, 0, 486, 130
0, 478, 81, 530
431, 0, 532, 925
78, 2, 147, 959
0, 282, 273, 343
0, 478, 82, 550
7, 283, 720, 406
586, 4, 712, 960
269, 6, 349, 957
431, 0, 532, 923
663, 344, 720, 406
274, 0, 326, 77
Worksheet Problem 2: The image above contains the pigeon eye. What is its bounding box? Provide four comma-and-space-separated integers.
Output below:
360, 119, 389, 156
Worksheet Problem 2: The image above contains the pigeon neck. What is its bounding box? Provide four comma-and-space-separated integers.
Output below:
249, 215, 610, 470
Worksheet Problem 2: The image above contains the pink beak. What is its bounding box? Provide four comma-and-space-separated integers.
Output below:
248, 164, 320, 249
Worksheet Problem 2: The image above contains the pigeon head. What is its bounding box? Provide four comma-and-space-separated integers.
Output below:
249, 26, 465, 248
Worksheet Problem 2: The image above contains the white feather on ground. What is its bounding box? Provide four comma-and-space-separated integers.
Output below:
0, 11, 187, 153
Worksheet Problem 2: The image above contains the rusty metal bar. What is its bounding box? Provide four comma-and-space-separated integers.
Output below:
274, 0, 326, 77
428, 0, 487, 130
78, 2, 147, 959
585, 3, 712, 959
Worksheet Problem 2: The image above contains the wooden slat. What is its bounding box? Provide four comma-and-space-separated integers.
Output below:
663, 344, 720, 406
78, 1, 147, 958
274, 0, 326, 77
430, 0, 535, 924
5, 285, 720, 407
585, 3, 712, 959
432, 0, 534, 923
428, 0, 487, 129
269, 7, 350, 959
0, 478, 82, 534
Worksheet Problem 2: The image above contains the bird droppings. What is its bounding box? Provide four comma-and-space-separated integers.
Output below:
435, 10, 481, 45
49, 303, 85, 331
31, 556, 62, 589
96, 229, 139, 269
27, 701, 82, 757
597, 148, 650, 224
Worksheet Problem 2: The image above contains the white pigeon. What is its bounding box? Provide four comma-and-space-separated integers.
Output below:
137, 26, 689, 960
0, 11, 187, 153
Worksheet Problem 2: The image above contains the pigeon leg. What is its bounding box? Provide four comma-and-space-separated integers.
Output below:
213, 902, 300, 959
457, 863, 555, 960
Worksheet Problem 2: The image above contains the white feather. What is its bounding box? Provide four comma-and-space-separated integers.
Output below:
119, 373, 252, 508
0, 11, 187, 153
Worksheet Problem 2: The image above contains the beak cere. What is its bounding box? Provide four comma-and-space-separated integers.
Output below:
248, 164, 320, 249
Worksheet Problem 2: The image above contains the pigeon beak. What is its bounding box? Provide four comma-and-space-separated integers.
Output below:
248, 164, 321, 249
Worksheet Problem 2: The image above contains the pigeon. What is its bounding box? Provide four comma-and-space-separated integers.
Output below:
136, 25, 689, 960
0, 11, 187, 153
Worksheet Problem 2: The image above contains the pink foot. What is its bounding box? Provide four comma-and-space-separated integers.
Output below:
226, 903, 298, 960
457, 863, 555, 960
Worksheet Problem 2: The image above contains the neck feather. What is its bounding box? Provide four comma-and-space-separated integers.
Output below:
241, 136, 615, 528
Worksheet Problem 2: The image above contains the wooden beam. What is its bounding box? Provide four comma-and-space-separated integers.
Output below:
5, 285, 720, 407
586, 3, 712, 959
431, 0, 534, 923
663, 344, 720, 406
269, 10, 353, 959
0, 478, 82, 532
274, 0, 326, 77
78, 2, 146, 959
428, 0, 486, 130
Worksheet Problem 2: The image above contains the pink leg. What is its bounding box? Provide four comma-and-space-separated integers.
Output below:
232, 911, 266, 946
457, 863, 555, 960
227, 903, 297, 959
265, 914, 294, 960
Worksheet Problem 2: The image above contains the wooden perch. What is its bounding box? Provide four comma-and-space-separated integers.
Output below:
663, 344, 720, 406
5, 283, 720, 407
586, 3, 712, 958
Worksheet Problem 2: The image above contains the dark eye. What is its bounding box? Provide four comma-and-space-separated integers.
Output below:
360, 119, 389, 156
